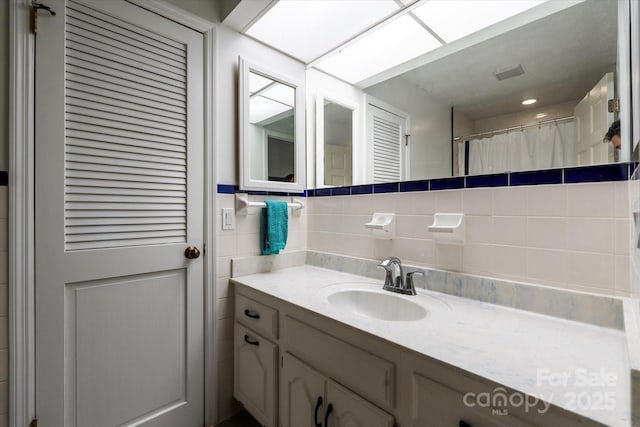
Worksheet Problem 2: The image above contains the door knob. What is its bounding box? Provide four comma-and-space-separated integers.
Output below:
184, 245, 201, 259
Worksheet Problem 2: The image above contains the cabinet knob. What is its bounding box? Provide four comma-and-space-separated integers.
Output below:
313, 396, 323, 427
324, 403, 333, 427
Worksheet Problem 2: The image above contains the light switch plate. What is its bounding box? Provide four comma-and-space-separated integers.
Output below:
222, 208, 235, 230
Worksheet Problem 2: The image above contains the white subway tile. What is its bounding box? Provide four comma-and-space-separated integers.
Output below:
0, 254, 5, 285
390, 192, 435, 215
236, 213, 260, 235
615, 255, 631, 295
615, 181, 630, 218
236, 233, 261, 256
0, 287, 6, 317
466, 216, 493, 244
568, 252, 614, 290
216, 296, 234, 320
463, 244, 493, 274
0, 221, 6, 252
215, 234, 237, 257
463, 188, 492, 215
615, 219, 631, 255
216, 277, 231, 299
435, 244, 463, 271
491, 245, 527, 279
567, 183, 615, 217
216, 194, 235, 209
526, 248, 568, 285
526, 217, 566, 250
216, 256, 231, 278
435, 190, 463, 212
396, 215, 431, 240
0, 317, 6, 349
492, 216, 527, 246
526, 185, 567, 217
0, 350, 7, 382
566, 218, 614, 254
493, 187, 527, 216
217, 358, 240, 421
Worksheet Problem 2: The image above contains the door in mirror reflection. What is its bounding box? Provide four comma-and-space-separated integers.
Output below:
323, 101, 353, 186
248, 71, 296, 182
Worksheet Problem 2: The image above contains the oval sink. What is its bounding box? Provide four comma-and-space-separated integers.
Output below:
327, 288, 427, 321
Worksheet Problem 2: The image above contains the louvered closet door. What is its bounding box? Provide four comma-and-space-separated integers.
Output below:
366, 104, 407, 183
35, 1, 204, 426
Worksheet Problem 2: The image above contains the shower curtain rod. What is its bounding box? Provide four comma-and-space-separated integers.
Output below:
454, 115, 575, 141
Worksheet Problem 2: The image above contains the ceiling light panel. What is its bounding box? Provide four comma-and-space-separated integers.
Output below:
250, 96, 292, 124
246, 0, 399, 63
314, 14, 442, 84
412, 0, 547, 43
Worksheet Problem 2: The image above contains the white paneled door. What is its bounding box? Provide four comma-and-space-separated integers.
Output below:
34, 1, 204, 426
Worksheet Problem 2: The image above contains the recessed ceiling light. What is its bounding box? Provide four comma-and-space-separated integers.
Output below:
535, 112, 548, 119
522, 99, 537, 105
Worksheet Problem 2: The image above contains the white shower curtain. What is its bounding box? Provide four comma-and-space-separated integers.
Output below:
458, 121, 575, 175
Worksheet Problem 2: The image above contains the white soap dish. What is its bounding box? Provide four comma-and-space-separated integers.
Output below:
365, 213, 395, 240
428, 213, 465, 244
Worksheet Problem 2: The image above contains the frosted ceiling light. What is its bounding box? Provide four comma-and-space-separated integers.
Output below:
249, 73, 274, 94
522, 99, 537, 105
261, 84, 295, 108
249, 96, 292, 124
535, 112, 548, 119
245, 0, 399, 63
412, 0, 547, 43
314, 14, 442, 84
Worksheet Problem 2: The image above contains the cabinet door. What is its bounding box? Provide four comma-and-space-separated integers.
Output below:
412, 373, 533, 427
280, 352, 325, 427
234, 323, 278, 427
325, 380, 395, 427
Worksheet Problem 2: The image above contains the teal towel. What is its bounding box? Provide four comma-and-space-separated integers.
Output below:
260, 200, 288, 255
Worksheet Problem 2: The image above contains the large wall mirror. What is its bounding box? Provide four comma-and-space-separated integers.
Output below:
310, 0, 633, 187
239, 57, 305, 192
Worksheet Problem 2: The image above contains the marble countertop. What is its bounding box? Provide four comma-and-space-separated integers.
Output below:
232, 265, 629, 426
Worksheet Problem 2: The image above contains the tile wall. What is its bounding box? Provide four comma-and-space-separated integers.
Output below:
214, 193, 307, 422
307, 181, 632, 297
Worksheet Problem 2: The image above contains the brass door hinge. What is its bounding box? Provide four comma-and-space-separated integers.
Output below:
29, 417, 38, 427
608, 98, 620, 113
31, 2, 56, 34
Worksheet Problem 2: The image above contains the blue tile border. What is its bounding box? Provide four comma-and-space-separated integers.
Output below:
564, 163, 629, 183
431, 176, 464, 191
466, 173, 508, 188
0, 171, 7, 186
215, 162, 636, 197
510, 169, 563, 186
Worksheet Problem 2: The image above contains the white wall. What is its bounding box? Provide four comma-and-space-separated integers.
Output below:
164, 0, 220, 23
473, 99, 579, 135
365, 77, 452, 180
215, 25, 306, 185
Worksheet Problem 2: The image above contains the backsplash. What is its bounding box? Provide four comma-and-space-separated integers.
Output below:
307, 181, 631, 297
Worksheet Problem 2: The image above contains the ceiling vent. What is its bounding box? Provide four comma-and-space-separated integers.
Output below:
493, 64, 525, 81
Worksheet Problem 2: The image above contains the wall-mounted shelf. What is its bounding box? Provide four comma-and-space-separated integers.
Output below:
235, 193, 305, 216
365, 213, 395, 239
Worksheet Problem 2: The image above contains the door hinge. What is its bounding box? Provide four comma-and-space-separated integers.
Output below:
608, 98, 620, 113
31, 2, 56, 35
29, 417, 38, 427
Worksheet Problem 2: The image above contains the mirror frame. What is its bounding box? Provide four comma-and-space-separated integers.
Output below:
239, 57, 306, 192
315, 91, 360, 188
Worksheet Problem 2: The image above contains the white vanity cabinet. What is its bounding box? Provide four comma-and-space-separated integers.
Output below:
281, 352, 395, 427
234, 294, 279, 427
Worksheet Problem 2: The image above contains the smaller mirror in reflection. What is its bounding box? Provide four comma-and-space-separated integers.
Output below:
248, 71, 295, 182
323, 101, 353, 186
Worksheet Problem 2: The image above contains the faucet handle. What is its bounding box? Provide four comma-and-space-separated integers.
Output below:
405, 270, 425, 294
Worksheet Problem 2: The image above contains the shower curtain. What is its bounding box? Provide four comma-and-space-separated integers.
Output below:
458, 121, 575, 175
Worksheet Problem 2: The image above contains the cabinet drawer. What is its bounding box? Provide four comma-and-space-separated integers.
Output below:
412, 373, 534, 427
283, 315, 395, 408
234, 323, 278, 427
235, 293, 278, 340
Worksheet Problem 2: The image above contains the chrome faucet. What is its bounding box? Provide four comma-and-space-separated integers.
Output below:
377, 257, 419, 295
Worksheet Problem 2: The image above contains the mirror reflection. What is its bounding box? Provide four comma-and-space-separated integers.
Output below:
312, 0, 625, 185
248, 71, 296, 182
322, 100, 353, 186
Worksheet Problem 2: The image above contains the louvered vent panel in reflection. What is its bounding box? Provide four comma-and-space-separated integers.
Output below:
372, 116, 402, 183
64, 2, 187, 251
